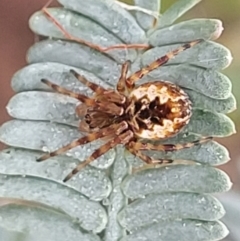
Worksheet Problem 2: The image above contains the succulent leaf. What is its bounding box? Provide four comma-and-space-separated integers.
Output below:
0, 0, 235, 240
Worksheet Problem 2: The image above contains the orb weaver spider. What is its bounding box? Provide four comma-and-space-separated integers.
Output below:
36, 38, 211, 182
36, 5, 212, 182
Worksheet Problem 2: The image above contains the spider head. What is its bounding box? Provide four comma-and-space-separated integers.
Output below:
127, 81, 192, 140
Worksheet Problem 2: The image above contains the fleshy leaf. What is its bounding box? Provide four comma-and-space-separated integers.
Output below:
57, 0, 146, 44
185, 90, 236, 114
142, 41, 232, 70
7, 91, 79, 126
186, 109, 236, 137
141, 64, 232, 100
0, 174, 107, 232
27, 40, 121, 82
0, 202, 101, 241
126, 139, 230, 167
0, 120, 115, 169
150, 19, 223, 46
29, 8, 137, 62
121, 220, 228, 241
0, 0, 236, 240
118, 193, 225, 231
122, 165, 232, 199
0, 148, 111, 201
11, 62, 110, 93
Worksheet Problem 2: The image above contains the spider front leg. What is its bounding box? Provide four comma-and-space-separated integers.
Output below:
41, 78, 94, 105
117, 61, 130, 95
42, 79, 124, 115
63, 129, 134, 182
126, 39, 203, 88
70, 69, 126, 105
41, 1, 149, 52
70, 69, 107, 94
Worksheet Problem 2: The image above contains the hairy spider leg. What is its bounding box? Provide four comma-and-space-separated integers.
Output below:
117, 60, 130, 94
127, 145, 173, 165
131, 136, 213, 151
70, 69, 107, 94
63, 129, 134, 182
42, 79, 124, 115
126, 39, 203, 89
41, 6, 149, 52
41, 79, 94, 105
70, 70, 126, 105
37, 121, 128, 162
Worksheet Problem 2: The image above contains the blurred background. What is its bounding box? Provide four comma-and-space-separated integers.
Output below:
0, 0, 239, 239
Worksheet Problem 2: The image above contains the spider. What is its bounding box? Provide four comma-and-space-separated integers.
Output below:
36, 37, 211, 182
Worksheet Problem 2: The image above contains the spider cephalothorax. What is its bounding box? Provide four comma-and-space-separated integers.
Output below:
37, 39, 211, 182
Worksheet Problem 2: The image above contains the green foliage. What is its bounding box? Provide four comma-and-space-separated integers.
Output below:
0, 0, 236, 240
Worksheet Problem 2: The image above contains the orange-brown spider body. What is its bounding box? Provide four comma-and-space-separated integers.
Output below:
78, 81, 191, 139
37, 37, 211, 182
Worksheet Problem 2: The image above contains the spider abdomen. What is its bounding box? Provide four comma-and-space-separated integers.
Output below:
127, 81, 192, 139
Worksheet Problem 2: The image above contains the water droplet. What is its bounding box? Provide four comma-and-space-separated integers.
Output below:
102, 198, 110, 206
46, 112, 53, 119
42, 146, 49, 152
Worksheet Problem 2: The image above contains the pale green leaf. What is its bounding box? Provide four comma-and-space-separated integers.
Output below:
121, 220, 228, 241
0, 148, 111, 201
0, 174, 107, 232
0, 202, 101, 241
150, 19, 223, 46
122, 165, 232, 199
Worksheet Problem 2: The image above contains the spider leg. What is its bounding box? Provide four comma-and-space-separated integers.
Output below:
63, 129, 134, 182
42, 79, 124, 115
94, 101, 124, 115
70, 69, 106, 94
127, 145, 173, 165
42, 6, 149, 52
37, 121, 128, 162
117, 61, 130, 95
75, 103, 88, 117
41, 79, 94, 105
70, 69, 126, 105
132, 136, 212, 151
95, 91, 126, 105
126, 39, 203, 88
